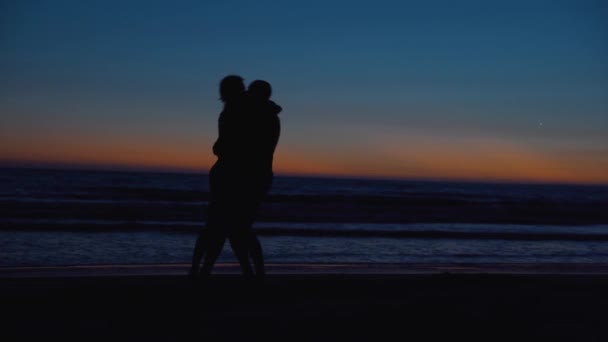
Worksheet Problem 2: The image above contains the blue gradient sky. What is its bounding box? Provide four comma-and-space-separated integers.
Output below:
1, 0, 607, 183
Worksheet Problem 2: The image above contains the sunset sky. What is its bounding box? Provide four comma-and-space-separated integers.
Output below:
1, 0, 607, 183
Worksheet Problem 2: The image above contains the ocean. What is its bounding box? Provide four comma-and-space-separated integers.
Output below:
1, 167, 608, 266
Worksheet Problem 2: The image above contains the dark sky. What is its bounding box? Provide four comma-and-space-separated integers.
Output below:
1, 0, 607, 183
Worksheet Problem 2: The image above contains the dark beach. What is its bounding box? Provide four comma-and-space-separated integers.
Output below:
3, 264, 608, 341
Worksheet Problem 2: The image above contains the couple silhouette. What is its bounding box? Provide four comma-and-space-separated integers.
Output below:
190, 75, 281, 279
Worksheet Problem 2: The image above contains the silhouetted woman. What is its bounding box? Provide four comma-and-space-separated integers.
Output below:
190, 75, 255, 278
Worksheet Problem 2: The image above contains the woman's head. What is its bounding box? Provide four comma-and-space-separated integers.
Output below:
219, 75, 245, 102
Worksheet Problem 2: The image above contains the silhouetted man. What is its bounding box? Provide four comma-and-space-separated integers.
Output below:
240, 80, 282, 277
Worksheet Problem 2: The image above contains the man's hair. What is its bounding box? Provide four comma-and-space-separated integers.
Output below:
219, 75, 245, 102
248, 80, 272, 100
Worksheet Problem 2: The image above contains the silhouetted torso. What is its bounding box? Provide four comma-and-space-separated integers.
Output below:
212, 95, 248, 172
247, 97, 281, 193
212, 95, 281, 196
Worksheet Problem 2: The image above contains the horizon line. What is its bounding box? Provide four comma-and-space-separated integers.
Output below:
2, 160, 607, 187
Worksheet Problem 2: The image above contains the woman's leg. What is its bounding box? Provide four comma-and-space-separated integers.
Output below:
189, 229, 207, 277
247, 186, 267, 277
191, 178, 225, 278
191, 226, 227, 278
248, 232, 265, 277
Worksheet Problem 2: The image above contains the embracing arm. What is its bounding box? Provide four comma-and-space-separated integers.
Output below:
269, 101, 282, 116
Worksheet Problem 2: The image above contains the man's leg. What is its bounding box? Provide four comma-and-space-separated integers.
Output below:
200, 230, 226, 277
228, 231, 254, 277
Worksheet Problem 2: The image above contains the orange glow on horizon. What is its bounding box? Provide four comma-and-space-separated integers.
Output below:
271, 135, 608, 184
2, 136, 607, 185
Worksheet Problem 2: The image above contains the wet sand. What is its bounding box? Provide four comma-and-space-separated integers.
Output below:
3, 264, 608, 341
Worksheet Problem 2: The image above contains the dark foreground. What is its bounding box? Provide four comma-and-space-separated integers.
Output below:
3, 271, 608, 341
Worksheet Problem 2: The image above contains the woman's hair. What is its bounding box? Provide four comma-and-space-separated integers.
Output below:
219, 75, 245, 102
248, 80, 272, 100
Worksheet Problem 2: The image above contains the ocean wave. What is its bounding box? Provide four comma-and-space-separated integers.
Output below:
3, 196, 608, 226
3, 219, 608, 241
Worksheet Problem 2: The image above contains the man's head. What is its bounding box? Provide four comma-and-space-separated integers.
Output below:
248, 80, 272, 100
